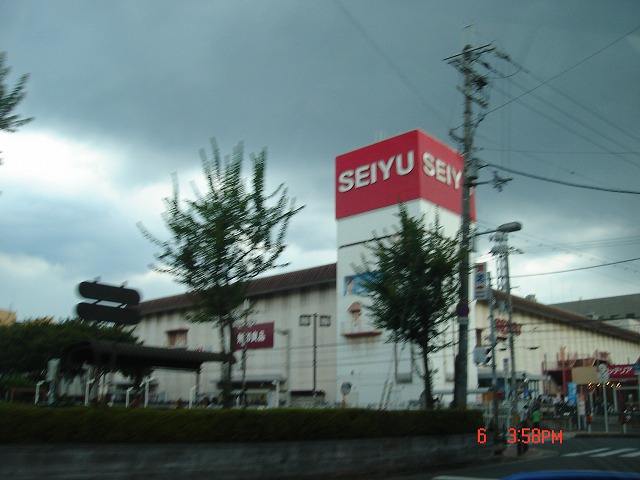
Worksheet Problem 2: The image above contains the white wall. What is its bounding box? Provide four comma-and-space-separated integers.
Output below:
336, 199, 478, 407
134, 282, 337, 403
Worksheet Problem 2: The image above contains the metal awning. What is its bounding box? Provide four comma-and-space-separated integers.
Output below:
62, 340, 235, 372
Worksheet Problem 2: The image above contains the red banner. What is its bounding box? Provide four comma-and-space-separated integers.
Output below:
233, 322, 274, 351
494, 318, 522, 336
608, 364, 635, 378
335, 129, 475, 220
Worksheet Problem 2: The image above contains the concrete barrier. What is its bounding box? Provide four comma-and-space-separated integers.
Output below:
0, 435, 490, 479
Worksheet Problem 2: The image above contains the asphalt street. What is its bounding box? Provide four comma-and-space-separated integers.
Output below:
369, 431, 640, 480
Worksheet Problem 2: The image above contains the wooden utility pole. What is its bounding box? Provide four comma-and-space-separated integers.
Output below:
445, 43, 493, 407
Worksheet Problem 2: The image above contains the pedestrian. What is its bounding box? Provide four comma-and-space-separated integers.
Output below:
532, 405, 541, 429
516, 419, 530, 456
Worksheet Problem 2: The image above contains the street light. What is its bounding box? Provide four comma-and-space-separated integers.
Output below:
473, 222, 522, 243
490, 221, 522, 430
474, 221, 522, 434
299, 313, 331, 401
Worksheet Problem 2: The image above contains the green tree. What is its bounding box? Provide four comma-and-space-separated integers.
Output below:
355, 204, 461, 409
0, 317, 144, 400
0, 52, 33, 133
138, 139, 303, 407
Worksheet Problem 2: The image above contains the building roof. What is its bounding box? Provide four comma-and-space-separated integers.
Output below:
136, 262, 640, 345
550, 293, 640, 320
136, 263, 336, 316
490, 290, 640, 344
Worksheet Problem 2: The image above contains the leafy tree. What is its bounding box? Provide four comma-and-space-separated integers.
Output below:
355, 204, 460, 409
0, 51, 33, 133
138, 139, 303, 407
0, 317, 144, 400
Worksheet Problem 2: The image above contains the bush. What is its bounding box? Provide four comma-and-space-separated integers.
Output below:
0, 404, 482, 444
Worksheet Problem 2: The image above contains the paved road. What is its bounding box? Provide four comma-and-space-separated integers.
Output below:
377, 433, 640, 480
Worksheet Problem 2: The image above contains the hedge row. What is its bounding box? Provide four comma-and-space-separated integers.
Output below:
0, 404, 482, 444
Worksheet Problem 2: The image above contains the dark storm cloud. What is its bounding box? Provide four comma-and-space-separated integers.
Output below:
1, 0, 639, 319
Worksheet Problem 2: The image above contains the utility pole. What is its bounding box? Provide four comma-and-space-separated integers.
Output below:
492, 231, 519, 427
486, 272, 501, 440
445, 43, 494, 408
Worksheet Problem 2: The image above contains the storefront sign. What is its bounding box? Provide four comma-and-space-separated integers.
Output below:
233, 322, 274, 350
474, 263, 489, 300
608, 364, 636, 378
495, 318, 522, 336
335, 130, 475, 219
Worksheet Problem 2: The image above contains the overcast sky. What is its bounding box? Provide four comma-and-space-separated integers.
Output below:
1, 0, 639, 321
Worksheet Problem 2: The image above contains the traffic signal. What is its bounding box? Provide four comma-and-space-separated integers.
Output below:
473, 346, 493, 365
76, 281, 141, 325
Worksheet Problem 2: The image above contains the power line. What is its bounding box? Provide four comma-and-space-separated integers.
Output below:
495, 76, 640, 169
489, 24, 640, 138
512, 257, 640, 278
484, 148, 640, 156
331, 0, 448, 126
487, 82, 640, 171
484, 162, 640, 194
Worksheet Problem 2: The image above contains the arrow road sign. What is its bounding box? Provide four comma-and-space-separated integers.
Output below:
78, 281, 140, 305
76, 281, 141, 325
76, 302, 140, 326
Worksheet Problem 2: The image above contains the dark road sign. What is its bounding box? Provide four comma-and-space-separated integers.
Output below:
78, 281, 140, 305
76, 280, 142, 325
76, 302, 140, 325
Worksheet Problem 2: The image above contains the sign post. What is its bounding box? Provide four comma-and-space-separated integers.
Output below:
76, 281, 141, 325
597, 364, 609, 433
474, 263, 488, 301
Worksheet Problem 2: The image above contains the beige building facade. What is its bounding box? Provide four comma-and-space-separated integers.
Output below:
474, 291, 640, 405
135, 265, 337, 406
135, 264, 639, 407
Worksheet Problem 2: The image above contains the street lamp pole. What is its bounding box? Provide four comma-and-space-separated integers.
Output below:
486, 272, 501, 440
491, 225, 521, 428
474, 221, 520, 438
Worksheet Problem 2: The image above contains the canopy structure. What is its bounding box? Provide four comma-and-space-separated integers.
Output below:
62, 340, 235, 372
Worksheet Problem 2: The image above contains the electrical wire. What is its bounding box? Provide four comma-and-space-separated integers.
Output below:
511, 257, 640, 278
331, 0, 448, 126
491, 77, 640, 170
489, 24, 640, 133
484, 162, 640, 194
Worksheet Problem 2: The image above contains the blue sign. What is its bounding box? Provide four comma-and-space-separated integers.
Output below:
567, 382, 578, 407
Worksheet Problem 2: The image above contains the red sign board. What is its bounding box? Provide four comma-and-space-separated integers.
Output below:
233, 322, 274, 351
608, 364, 635, 378
335, 130, 475, 220
494, 318, 522, 336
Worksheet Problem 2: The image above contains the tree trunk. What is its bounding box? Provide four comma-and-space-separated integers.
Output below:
421, 346, 434, 409
221, 321, 234, 408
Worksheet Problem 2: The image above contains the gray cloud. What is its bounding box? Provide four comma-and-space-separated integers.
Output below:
1, 0, 639, 319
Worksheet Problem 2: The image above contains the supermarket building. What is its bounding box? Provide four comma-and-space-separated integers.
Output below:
134, 131, 639, 408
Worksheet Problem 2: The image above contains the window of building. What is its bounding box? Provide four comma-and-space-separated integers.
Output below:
166, 328, 188, 348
